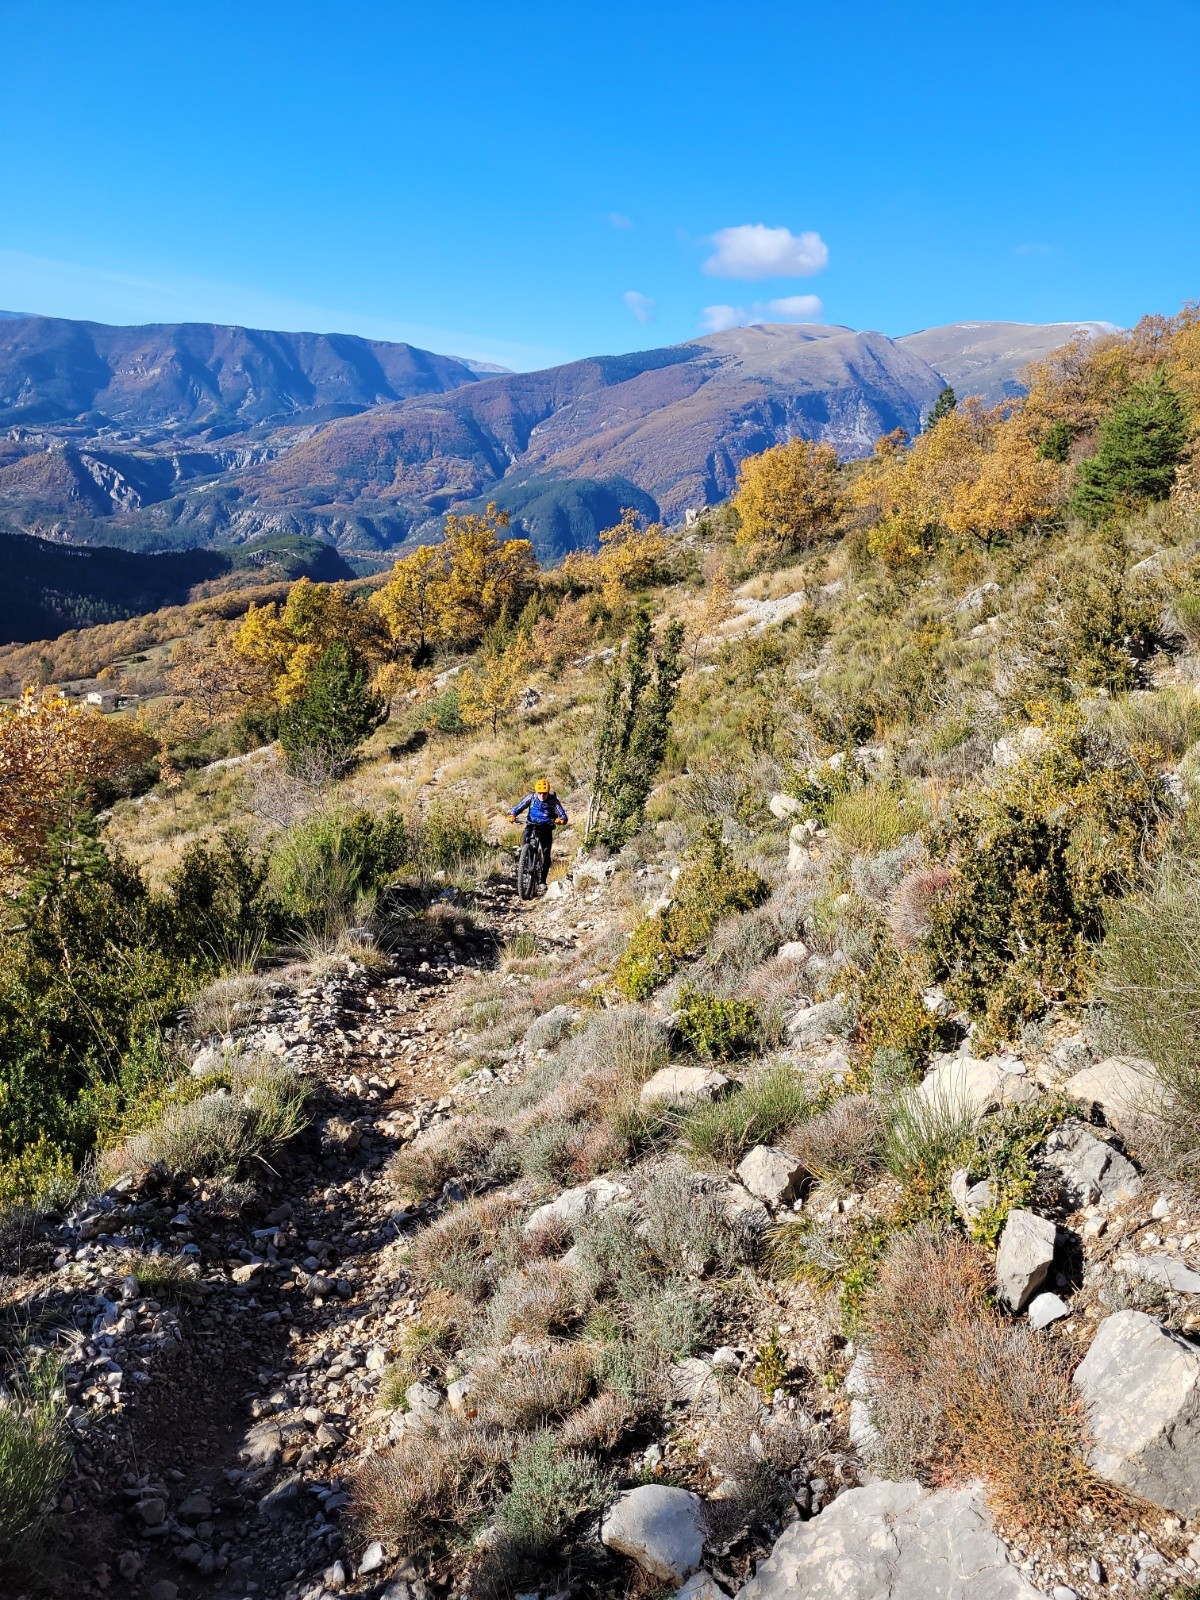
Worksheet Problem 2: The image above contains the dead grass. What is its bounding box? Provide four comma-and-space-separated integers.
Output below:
353, 1419, 510, 1544
471, 1340, 596, 1429
784, 1095, 884, 1188
480, 1260, 590, 1345
408, 1189, 530, 1303
389, 1115, 508, 1203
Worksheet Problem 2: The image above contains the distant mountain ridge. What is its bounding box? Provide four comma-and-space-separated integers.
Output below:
0, 311, 1109, 566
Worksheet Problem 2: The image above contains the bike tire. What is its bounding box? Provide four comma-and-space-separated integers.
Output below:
517, 842, 537, 900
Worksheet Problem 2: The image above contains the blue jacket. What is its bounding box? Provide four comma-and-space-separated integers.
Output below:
512, 791, 568, 825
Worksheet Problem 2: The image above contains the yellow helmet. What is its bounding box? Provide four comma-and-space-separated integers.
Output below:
534, 777, 550, 794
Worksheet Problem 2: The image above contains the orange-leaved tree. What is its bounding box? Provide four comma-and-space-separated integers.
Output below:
0, 691, 155, 883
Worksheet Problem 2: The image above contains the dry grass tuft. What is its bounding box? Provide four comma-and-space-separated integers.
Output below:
409, 1189, 528, 1303
481, 1260, 590, 1345
784, 1095, 885, 1187
389, 1115, 506, 1202
471, 1340, 596, 1429
353, 1420, 510, 1543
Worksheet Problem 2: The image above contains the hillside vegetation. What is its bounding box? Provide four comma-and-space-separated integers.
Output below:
3, 304, 1200, 1600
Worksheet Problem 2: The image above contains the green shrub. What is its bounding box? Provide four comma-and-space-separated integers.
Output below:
927, 712, 1164, 1038
677, 986, 761, 1060
278, 641, 387, 774
683, 1062, 811, 1166
854, 941, 945, 1066
826, 783, 926, 855
615, 823, 769, 999
883, 1086, 978, 1219
426, 685, 464, 733
408, 797, 488, 876
270, 806, 408, 929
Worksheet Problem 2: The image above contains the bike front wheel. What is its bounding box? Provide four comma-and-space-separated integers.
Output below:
517, 841, 539, 900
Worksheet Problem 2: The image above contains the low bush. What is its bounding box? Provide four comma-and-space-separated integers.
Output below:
98, 1058, 309, 1184
614, 823, 769, 999
408, 797, 489, 878
677, 987, 761, 1060
635, 1161, 755, 1277
496, 1430, 611, 1555
882, 1086, 978, 1216
860, 1225, 1107, 1530
826, 784, 926, 856
854, 941, 946, 1065
684, 1062, 811, 1166
765, 1211, 893, 1329
269, 806, 408, 931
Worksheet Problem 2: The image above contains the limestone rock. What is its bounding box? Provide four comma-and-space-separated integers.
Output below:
1074, 1310, 1200, 1514
674, 1575, 729, 1600
1027, 1292, 1070, 1330
996, 1208, 1057, 1312
734, 1479, 1045, 1599
601, 1484, 705, 1583
736, 1145, 804, 1207
950, 1167, 996, 1223
1113, 1253, 1200, 1294
918, 1054, 1038, 1119
777, 940, 809, 962
641, 1066, 730, 1110
786, 994, 849, 1045
769, 793, 805, 821
1063, 1056, 1158, 1132
524, 1176, 632, 1234
1040, 1121, 1141, 1208
714, 1180, 772, 1234
992, 726, 1049, 769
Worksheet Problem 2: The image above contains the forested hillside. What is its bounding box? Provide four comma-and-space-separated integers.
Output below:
3, 304, 1200, 1600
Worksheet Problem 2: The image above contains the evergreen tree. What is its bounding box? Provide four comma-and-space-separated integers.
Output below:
21, 781, 107, 907
1037, 419, 1074, 463
925, 386, 957, 431
585, 611, 685, 849
278, 642, 386, 776
1073, 371, 1189, 523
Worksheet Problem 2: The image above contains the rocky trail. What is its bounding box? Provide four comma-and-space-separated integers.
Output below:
9, 872, 570, 1600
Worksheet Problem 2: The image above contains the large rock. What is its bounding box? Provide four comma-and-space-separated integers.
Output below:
734, 1480, 1046, 1599
917, 1055, 1038, 1119
601, 1484, 704, 1582
996, 1208, 1057, 1312
524, 1177, 631, 1234
992, 726, 1050, 769
1063, 1056, 1158, 1132
786, 994, 849, 1045
736, 1145, 804, 1207
1040, 1121, 1141, 1208
769, 793, 805, 821
641, 1066, 730, 1110
1073, 1309, 1200, 1514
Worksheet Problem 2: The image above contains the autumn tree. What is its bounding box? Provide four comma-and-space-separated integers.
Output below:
692, 550, 736, 665
370, 543, 451, 663
235, 578, 381, 708
457, 614, 533, 735
0, 692, 155, 884
560, 507, 670, 616
732, 437, 843, 554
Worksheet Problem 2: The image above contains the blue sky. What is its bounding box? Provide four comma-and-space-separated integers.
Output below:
1, 0, 1197, 370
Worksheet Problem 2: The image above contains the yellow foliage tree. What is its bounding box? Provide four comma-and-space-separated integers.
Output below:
0, 691, 155, 881
457, 628, 533, 735
370, 543, 451, 660
234, 578, 380, 708
560, 507, 669, 616
692, 550, 736, 664
733, 437, 843, 553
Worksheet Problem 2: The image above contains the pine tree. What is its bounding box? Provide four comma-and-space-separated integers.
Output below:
925, 386, 957, 430
278, 642, 386, 776
585, 612, 685, 849
1073, 371, 1189, 523
22, 781, 108, 906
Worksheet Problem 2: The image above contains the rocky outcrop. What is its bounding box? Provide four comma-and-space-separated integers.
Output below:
1062, 1056, 1158, 1132
1073, 1310, 1200, 1514
735, 1480, 1046, 1599
641, 1066, 730, 1109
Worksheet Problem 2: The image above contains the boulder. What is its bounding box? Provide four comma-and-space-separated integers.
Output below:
992, 726, 1050, 769
949, 1168, 996, 1223
786, 994, 849, 1045
736, 1145, 805, 1207
641, 1066, 730, 1110
917, 1054, 1038, 1119
734, 1479, 1045, 1599
1027, 1292, 1070, 1331
996, 1208, 1057, 1312
714, 1180, 772, 1234
1040, 1121, 1141, 1208
787, 819, 821, 872
777, 940, 809, 962
769, 793, 805, 821
1073, 1310, 1200, 1514
601, 1484, 705, 1583
1113, 1253, 1200, 1294
1063, 1056, 1158, 1132
524, 1176, 631, 1234
674, 1575, 729, 1600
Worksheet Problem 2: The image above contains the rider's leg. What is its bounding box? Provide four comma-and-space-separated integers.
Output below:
535, 822, 554, 884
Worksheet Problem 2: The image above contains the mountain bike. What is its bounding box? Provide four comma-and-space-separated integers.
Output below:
516, 824, 547, 900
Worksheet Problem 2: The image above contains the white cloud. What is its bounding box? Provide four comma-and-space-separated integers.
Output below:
703, 224, 828, 280
622, 290, 657, 324
701, 295, 825, 333
608, 212, 635, 231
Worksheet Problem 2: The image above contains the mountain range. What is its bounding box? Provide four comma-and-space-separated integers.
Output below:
0, 312, 1111, 569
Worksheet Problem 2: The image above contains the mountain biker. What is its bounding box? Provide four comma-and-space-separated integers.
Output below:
510, 778, 568, 885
